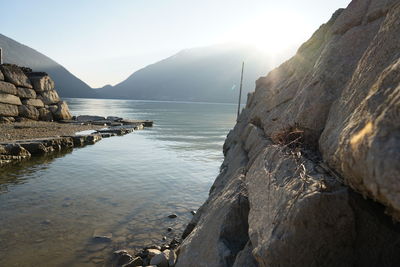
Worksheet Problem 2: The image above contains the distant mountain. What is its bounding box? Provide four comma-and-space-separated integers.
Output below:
97, 44, 274, 103
0, 33, 96, 98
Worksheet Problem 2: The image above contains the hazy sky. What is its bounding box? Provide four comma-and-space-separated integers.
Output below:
1, 0, 351, 88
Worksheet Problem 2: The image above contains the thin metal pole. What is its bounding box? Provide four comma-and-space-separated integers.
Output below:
0, 48, 2, 64
237, 62, 244, 121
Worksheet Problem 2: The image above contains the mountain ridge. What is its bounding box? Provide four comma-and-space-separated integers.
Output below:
0, 33, 96, 98
97, 44, 276, 103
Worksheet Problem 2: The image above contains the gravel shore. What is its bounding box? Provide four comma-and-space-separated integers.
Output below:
0, 121, 104, 142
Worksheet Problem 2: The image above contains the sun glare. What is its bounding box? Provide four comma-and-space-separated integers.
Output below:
223, 11, 312, 57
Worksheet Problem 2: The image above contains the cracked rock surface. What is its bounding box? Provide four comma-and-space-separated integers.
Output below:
176, 1, 400, 266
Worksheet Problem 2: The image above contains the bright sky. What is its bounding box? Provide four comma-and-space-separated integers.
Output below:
1, 0, 351, 88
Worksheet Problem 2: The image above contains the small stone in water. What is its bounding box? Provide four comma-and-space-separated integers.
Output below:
162, 236, 167, 241
167, 227, 172, 232
93, 230, 112, 242
168, 214, 177, 218
41, 219, 51, 225
191, 210, 196, 215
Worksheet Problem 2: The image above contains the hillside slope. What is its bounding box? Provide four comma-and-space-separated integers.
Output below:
0, 34, 96, 98
176, 0, 400, 266
97, 45, 273, 103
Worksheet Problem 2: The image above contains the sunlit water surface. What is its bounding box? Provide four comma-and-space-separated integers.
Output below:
0, 98, 237, 266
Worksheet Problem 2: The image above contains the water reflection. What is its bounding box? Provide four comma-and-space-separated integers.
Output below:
0, 99, 236, 266
0, 149, 72, 193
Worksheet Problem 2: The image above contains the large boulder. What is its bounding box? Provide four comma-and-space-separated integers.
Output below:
18, 105, 39, 120
177, 1, 400, 266
0, 81, 17, 95
38, 89, 60, 105
21, 98, 44, 108
0, 64, 32, 88
0, 103, 19, 117
0, 93, 22, 105
17, 87, 37, 99
241, 0, 400, 217
52, 101, 72, 121
320, 1, 400, 220
27, 72, 55, 92
245, 146, 354, 267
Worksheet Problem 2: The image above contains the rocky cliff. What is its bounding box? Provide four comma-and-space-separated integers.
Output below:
176, 0, 400, 266
0, 64, 72, 122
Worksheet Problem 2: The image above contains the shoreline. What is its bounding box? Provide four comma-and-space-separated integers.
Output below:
0, 116, 153, 167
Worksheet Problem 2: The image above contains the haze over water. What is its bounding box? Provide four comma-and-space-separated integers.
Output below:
0, 98, 237, 266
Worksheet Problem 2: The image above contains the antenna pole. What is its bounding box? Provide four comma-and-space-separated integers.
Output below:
0, 48, 3, 64
237, 62, 244, 121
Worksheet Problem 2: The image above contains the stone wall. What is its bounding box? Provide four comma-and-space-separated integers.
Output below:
0, 64, 72, 122
176, 0, 400, 266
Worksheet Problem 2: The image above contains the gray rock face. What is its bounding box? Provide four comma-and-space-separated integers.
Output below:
243, 0, 400, 218
245, 145, 354, 267
17, 87, 36, 99
320, 1, 400, 220
177, 1, 400, 266
0, 69, 3, 81
0, 103, 18, 117
27, 72, 55, 92
0, 81, 17, 95
0, 64, 32, 88
0, 93, 22, 105
38, 89, 60, 105
18, 105, 39, 120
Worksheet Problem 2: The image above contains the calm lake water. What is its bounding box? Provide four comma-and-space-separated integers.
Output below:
0, 98, 237, 267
